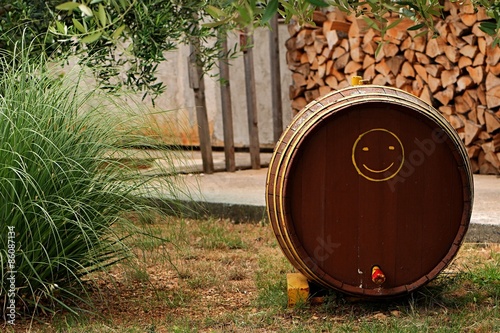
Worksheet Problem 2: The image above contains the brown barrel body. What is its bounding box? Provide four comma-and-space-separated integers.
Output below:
266, 86, 473, 298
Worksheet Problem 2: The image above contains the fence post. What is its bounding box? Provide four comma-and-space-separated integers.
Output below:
188, 41, 214, 174
270, 14, 283, 143
241, 30, 261, 169
218, 33, 236, 172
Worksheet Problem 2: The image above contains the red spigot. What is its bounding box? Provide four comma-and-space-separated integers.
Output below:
371, 265, 386, 285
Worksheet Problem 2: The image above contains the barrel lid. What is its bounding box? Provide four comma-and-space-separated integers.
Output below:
267, 85, 473, 297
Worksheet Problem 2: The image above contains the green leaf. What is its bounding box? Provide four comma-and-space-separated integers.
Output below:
98, 4, 107, 27
81, 32, 102, 43
386, 18, 402, 30
56, 2, 81, 11
262, 0, 279, 24
407, 23, 425, 31
79, 4, 93, 16
112, 24, 126, 39
305, 0, 329, 7
56, 21, 66, 34
205, 5, 226, 19
72, 18, 86, 33
362, 16, 380, 31
479, 22, 497, 36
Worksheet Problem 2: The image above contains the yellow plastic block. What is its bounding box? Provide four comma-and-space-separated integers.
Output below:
287, 273, 310, 307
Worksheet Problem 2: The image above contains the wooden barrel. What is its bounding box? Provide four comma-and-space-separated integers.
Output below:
266, 85, 473, 298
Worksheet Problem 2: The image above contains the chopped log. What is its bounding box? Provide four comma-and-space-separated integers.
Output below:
325, 75, 338, 89
319, 85, 332, 96
486, 45, 500, 65
462, 34, 477, 45
485, 151, 500, 169
372, 74, 388, 85
477, 105, 486, 125
396, 74, 411, 88
444, 45, 460, 62
363, 64, 376, 81
482, 141, 496, 154
457, 75, 474, 92
363, 40, 378, 55
404, 49, 416, 62
383, 43, 399, 58
415, 52, 431, 65
313, 11, 327, 25
400, 37, 412, 51
469, 67, 482, 88
426, 64, 444, 77
478, 37, 487, 54
465, 120, 482, 145
350, 46, 365, 62
435, 55, 453, 70
345, 60, 362, 74
446, 32, 464, 48
449, 20, 468, 37
476, 6, 490, 21
449, 114, 464, 129
414, 64, 428, 83
332, 47, 347, 60
420, 85, 432, 105
493, 133, 500, 151
363, 55, 375, 69
304, 89, 320, 102
441, 67, 460, 87
326, 30, 340, 50
473, 52, 485, 66
467, 144, 482, 159
439, 105, 454, 115
455, 95, 471, 113
477, 85, 487, 105
426, 37, 445, 58
304, 45, 317, 63
291, 97, 307, 111
434, 86, 454, 105
461, 13, 477, 27
331, 67, 345, 81
486, 86, 500, 109
292, 72, 307, 87
375, 58, 391, 76
334, 52, 350, 70
486, 72, 500, 91
401, 61, 415, 77
294, 63, 311, 76
460, 44, 478, 58
411, 36, 426, 52
296, 29, 314, 49
387, 55, 405, 75
428, 76, 442, 93
289, 85, 305, 99
485, 110, 500, 133
340, 38, 350, 52
314, 35, 327, 54
458, 56, 473, 69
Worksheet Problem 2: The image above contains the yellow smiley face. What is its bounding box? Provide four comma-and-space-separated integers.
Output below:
352, 128, 405, 182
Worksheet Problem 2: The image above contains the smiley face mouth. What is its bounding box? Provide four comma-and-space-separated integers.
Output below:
362, 162, 395, 174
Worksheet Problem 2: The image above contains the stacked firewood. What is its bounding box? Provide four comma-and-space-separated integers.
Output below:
286, 2, 500, 174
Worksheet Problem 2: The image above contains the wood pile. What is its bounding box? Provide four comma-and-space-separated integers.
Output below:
286, 1, 500, 174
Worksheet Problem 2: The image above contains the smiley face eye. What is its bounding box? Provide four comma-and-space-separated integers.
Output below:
389, 146, 395, 150
362, 147, 369, 151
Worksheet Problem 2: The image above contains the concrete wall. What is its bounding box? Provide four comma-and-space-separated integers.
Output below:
142, 24, 293, 148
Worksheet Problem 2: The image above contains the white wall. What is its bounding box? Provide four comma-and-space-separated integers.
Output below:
142, 24, 293, 148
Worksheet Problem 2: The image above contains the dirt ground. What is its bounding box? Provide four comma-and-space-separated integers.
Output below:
4, 217, 500, 332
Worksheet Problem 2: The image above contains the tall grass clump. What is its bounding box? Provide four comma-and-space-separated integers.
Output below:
0, 45, 180, 315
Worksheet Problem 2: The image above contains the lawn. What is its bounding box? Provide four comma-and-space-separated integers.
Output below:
5, 216, 500, 333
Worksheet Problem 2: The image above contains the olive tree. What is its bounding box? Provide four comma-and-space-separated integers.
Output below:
2, 0, 500, 99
